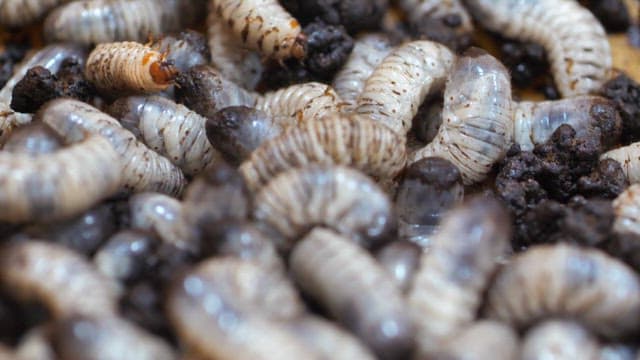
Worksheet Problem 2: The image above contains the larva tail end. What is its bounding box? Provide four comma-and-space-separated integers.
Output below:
291, 33, 307, 60
150, 61, 178, 86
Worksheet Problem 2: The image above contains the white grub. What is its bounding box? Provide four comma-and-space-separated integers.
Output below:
464, 0, 611, 97
290, 227, 415, 360
0, 0, 72, 27
152, 30, 210, 73
375, 240, 422, 293
407, 195, 511, 357
252, 165, 395, 251
210, 0, 306, 61
0, 241, 120, 318
410, 49, 513, 185
612, 184, 640, 236
38, 98, 186, 196
521, 320, 601, 360
332, 33, 393, 110
108, 96, 221, 176
486, 243, 640, 338
355, 40, 455, 135
2, 122, 63, 155
602, 142, 640, 184
435, 320, 519, 360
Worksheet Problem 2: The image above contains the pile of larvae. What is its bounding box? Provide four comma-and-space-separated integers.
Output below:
0, 0, 640, 359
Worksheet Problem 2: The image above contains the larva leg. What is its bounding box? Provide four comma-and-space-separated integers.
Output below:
601, 142, 640, 184
521, 321, 601, 360
436, 321, 519, 360
375, 240, 422, 293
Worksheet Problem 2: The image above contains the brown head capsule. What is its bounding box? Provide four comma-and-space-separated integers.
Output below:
152, 30, 210, 73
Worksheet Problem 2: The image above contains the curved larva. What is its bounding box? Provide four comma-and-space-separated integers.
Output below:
355, 40, 455, 134
407, 196, 511, 357
331, 33, 393, 110
2, 122, 63, 155
211, 0, 306, 61
0, 0, 72, 27
612, 184, 640, 236
464, 0, 611, 97
436, 321, 519, 360
0, 134, 121, 223
85, 42, 177, 96
108, 96, 220, 176
38, 98, 187, 196
253, 165, 395, 251
290, 227, 414, 359
513, 96, 622, 151
521, 321, 601, 360
239, 113, 407, 192
601, 143, 640, 184
486, 243, 640, 338
152, 31, 210, 74
0, 241, 120, 318
410, 50, 513, 185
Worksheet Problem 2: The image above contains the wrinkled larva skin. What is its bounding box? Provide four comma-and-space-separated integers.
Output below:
513, 96, 622, 151
521, 321, 601, 360
435, 320, 519, 360
464, 0, 611, 97
0, 0, 73, 27
38, 98, 187, 196
290, 227, 415, 360
252, 165, 395, 251
0, 134, 121, 223
240, 113, 407, 192
601, 143, 640, 184
0, 241, 120, 318
486, 243, 640, 338
2, 122, 63, 155
108, 96, 220, 176
612, 184, 640, 236
407, 196, 511, 357
211, 0, 307, 61
54, 316, 177, 360
331, 33, 393, 110
410, 50, 513, 185
355, 40, 455, 134
375, 240, 422, 293
152, 31, 210, 73
85, 42, 177, 96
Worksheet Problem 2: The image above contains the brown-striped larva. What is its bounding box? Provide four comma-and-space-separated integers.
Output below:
407, 195, 511, 357
601, 142, 640, 184
463, 0, 611, 97
211, 0, 307, 61
0, 0, 72, 27
290, 227, 414, 360
355, 40, 455, 134
435, 320, 519, 360
521, 321, 601, 360
239, 113, 407, 192
613, 184, 640, 236
253, 165, 395, 251
108, 96, 220, 176
486, 243, 640, 338
38, 98, 187, 196
0, 241, 120, 318
410, 49, 513, 185
85, 42, 177, 96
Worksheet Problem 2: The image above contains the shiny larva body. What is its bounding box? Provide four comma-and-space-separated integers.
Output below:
410, 50, 513, 185
2, 122, 63, 155
355, 40, 455, 134
93, 230, 158, 283
0, 0, 72, 27
435, 321, 519, 360
38, 99, 186, 196
464, 0, 611, 97
252, 165, 395, 251
486, 243, 640, 338
210, 0, 306, 61
375, 240, 422, 293
612, 184, 640, 236
601, 142, 640, 184
290, 227, 415, 360
521, 321, 601, 360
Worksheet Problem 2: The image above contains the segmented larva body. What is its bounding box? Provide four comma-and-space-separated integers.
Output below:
211, 0, 306, 61
239, 113, 407, 192
601, 142, 640, 184
513, 96, 622, 151
0, 0, 72, 27
398, 0, 474, 35
152, 31, 210, 73
85, 42, 177, 95
521, 321, 601, 360
0, 134, 121, 223
375, 240, 422, 293
109, 96, 220, 176
332, 33, 393, 110
253, 165, 395, 251
612, 184, 640, 236
355, 40, 455, 134
436, 321, 520, 360
464, 0, 611, 97
410, 50, 513, 185
0, 241, 120, 318
407, 196, 511, 357
38, 99, 186, 196
486, 243, 640, 338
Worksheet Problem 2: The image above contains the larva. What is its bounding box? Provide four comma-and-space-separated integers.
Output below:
94, 230, 158, 283
239, 113, 407, 192
2, 122, 62, 155
355, 40, 455, 134
331, 33, 393, 110
398, 0, 474, 49
253, 165, 395, 251
38, 98, 187, 196
290, 227, 414, 360
0, 0, 72, 27
211, 0, 307, 61
13, 324, 57, 360
612, 184, 640, 236
485, 243, 640, 338
463, 0, 611, 97
513, 96, 622, 151
152, 30, 210, 73
521, 321, 600, 360
407, 195, 511, 357
601, 142, 640, 184
410, 49, 513, 185
435, 320, 520, 360
108, 96, 220, 176
85, 42, 177, 96
375, 240, 422, 293
0, 241, 120, 318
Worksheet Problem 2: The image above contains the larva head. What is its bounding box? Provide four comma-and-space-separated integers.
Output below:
288, 32, 307, 60
149, 56, 178, 86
